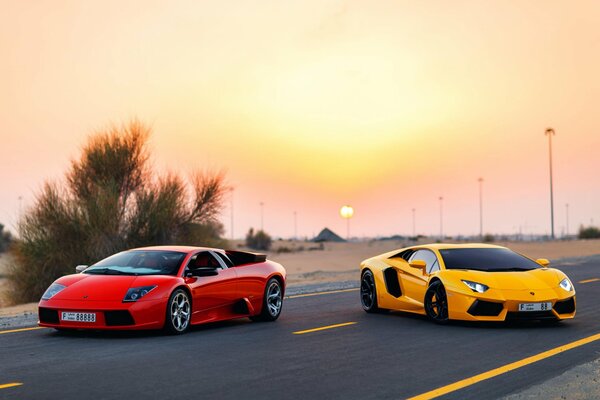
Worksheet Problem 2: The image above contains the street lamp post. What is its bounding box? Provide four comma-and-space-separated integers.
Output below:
412, 208, 416, 238
340, 205, 354, 240
545, 128, 556, 239
565, 203, 569, 239
478, 178, 484, 240
260, 202, 264, 231
439, 196, 444, 240
293, 211, 297, 241
229, 189, 234, 241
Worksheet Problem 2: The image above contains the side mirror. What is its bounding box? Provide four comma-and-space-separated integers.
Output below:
188, 266, 219, 277
536, 258, 550, 268
409, 260, 427, 274
76, 265, 89, 273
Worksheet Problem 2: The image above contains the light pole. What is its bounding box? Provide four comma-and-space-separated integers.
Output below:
565, 203, 569, 239
229, 189, 234, 241
293, 211, 297, 240
545, 128, 556, 239
439, 196, 444, 240
340, 205, 354, 240
18, 195, 23, 220
478, 178, 484, 240
259, 202, 264, 231
412, 208, 416, 238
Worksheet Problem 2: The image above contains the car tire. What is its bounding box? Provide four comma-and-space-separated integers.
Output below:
361, 270, 381, 313
164, 288, 191, 334
251, 278, 283, 322
424, 280, 449, 324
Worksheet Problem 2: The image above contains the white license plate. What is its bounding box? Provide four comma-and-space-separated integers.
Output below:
518, 302, 552, 312
61, 312, 96, 322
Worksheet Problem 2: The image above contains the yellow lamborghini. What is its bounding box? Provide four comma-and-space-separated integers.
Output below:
360, 244, 576, 323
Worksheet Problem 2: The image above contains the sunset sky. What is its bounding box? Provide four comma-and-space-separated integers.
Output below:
1, 1, 599, 239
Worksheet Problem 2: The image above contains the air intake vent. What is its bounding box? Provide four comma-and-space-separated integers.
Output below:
104, 311, 135, 326
554, 298, 575, 314
383, 268, 402, 297
467, 300, 503, 316
39, 307, 60, 324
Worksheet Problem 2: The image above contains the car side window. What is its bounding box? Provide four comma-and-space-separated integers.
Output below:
187, 251, 222, 271
409, 250, 440, 274
214, 252, 233, 268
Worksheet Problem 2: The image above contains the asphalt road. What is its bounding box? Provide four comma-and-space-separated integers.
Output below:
1, 256, 600, 400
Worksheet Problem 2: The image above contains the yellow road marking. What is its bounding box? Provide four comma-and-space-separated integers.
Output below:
578, 278, 600, 284
287, 288, 358, 299
0, 382, 23, 390
293, 321, 356, 335
0, 326, 45, 335
407, 332, 600, 400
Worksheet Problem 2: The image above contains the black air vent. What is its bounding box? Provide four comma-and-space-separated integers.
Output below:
467, 300, 503, 316
383, 268, 402, 298
104, 311, 135, 326
39, 307, 60, 324
554, 298, 575, 314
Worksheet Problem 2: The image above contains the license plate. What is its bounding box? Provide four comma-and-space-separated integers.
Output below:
518, 302, 552, 312
61, 312, 96, 322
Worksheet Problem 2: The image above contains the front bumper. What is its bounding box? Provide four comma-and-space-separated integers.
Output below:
447, 287, 576, 322
38, 298, 167, 330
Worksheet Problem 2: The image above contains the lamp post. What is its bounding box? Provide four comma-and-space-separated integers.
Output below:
293, 211, 297, 240
259, 202, 264, 231
545, 128, 556, 239
478, 177, 484, 240
439, 196, 444, 240
229, 189, 234, 241
565, 203, 569, 239
340, 205, 354, 240
412, 208, 416, 238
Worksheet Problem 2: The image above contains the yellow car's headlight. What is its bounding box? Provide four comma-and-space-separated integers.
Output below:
462, 280, 489, 293
559, 278, 573, 292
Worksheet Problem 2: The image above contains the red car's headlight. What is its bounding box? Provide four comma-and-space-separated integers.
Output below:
123, 285, 157, 302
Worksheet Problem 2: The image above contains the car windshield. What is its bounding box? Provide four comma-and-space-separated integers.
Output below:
439, 248, 541, 272
84, 250, 186, 276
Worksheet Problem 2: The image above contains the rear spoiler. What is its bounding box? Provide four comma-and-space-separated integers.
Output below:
225, 250, 267, 266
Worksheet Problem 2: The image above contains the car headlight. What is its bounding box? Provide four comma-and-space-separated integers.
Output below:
41, 283, 66, 300
462, 280, 489, 293
559, 278, 573, 292
123, 285, 157, 302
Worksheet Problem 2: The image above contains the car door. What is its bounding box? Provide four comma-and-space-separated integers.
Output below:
401, 249, 438, 306
185, 251, 238, 324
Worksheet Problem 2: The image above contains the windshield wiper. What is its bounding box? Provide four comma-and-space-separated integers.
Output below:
85, 268, 136, 275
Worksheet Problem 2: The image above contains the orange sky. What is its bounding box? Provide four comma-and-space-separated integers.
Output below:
1, 1, 599, 239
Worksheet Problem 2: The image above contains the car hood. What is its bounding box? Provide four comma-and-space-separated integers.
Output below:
51, 274, 174, 301
446, 268, 563, 290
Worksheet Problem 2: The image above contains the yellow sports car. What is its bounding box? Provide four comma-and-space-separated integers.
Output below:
360, 244, 576, 323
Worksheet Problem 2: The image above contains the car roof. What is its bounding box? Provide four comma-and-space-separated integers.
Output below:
419, 243, 508, 251
130, 245, 221, 253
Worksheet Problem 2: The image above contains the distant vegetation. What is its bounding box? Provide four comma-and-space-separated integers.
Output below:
6, 120, 228, 304
578, 225, 600, 239
245, 228, 272, 251
0, 223, 12, 253
483, 233, 495, 243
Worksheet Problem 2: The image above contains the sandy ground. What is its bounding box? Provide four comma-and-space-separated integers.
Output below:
1, 238, 599, 317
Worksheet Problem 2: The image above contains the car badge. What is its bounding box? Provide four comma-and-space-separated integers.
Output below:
83, 295, 88, 299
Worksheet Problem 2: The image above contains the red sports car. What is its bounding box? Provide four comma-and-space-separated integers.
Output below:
38, 246, 286, 334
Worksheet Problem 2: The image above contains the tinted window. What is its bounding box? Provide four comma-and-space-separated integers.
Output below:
85, 251, 186, 276
439, 248, 540, 271
409, 249, 440, 274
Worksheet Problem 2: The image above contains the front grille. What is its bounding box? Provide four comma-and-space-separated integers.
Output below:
39, 307, 60, 324
506, 311, 556, 321
467, 300, 503, 316
104, 311, 135, 326
554, 298, 575, 314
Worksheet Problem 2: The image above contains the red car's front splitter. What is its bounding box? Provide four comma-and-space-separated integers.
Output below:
38, 298, 168, 330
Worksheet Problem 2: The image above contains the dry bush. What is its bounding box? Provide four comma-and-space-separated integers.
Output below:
7, 120, 228, 304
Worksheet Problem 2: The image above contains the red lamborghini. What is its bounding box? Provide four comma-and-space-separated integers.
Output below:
38, 246, 286, 334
